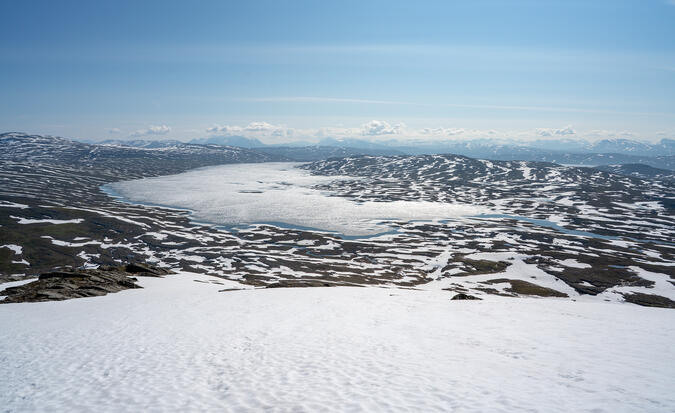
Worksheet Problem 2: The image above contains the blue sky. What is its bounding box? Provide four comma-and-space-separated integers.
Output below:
1, 0, 674, 143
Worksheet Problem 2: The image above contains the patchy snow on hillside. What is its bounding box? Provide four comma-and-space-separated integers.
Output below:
1, 273, 674, 412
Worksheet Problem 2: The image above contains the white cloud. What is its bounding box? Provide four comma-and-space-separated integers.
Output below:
130, 125, 171, 137
584, 129, 640, 141
198, 120, 652, 144
244, 121, 277, 132
313, 126, 359, 138
420, 127, 465, 137
272, 128, 295, 137
206, 124, 243, 134
108, 128, 121, 134
535, 125, 576, 137
361, 120, 405, 136
206, 122, 289, 136
146, 125, 171, 135
654, 131, 675, 138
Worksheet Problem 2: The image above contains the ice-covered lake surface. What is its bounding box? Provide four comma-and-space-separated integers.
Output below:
106, 162, 487, 237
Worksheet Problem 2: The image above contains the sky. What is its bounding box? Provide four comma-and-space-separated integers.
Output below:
1, 0, 675, 144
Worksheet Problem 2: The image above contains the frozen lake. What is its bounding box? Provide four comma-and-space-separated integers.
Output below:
106, 162, 486, 236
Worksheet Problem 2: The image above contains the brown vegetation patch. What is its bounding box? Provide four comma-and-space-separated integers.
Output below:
622, 292, 675, 309
483, 278, 568, 298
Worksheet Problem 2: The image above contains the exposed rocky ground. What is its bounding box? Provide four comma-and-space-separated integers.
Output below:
1, 133, 674, 307
0, 263, 172, 303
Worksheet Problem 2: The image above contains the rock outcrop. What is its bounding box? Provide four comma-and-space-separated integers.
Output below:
451, 293, 482, 301
0, 263, 173, 303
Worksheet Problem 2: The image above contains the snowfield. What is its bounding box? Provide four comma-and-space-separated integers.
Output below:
2, 274, 674, 412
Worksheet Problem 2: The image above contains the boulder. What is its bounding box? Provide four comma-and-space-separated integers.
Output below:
451, 293, 482, 301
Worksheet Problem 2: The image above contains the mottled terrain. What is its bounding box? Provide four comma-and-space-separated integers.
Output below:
1, 133, 674, 307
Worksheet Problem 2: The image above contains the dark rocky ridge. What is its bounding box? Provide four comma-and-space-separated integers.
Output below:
0, 263, 173, 303
621, 292, 675, 309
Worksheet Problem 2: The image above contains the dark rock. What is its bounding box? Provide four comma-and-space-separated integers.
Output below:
447, 258, 511, 276
124, 263, 172, 277
0, 263, 173, 303
482, 278, 569, 298
39, 271, 90, 279
265, 279, 353, 288
622, 292, 675, 309
451, 293, 482, 300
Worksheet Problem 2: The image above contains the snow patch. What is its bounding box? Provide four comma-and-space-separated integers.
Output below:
1, 244, 23, 255
11, 216, 84, 225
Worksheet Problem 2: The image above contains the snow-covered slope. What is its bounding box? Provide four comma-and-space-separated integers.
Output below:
1, 273, 674, 412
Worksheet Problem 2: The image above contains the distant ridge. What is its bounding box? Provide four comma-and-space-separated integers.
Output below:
189, 135, 264, 148
85, 135, 675, 170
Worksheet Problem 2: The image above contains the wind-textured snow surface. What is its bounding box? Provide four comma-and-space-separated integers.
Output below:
1, 274, 674, 412
109, 163, 486, 236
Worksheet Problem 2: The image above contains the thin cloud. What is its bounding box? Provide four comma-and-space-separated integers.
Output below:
129, 125, 171, 138
535, 125, 576, 137
199, 120, 662, 143
206, 122, 288, 136
244, 96, 413, 105
420, 127, 465, 137
240, 96, 675, 118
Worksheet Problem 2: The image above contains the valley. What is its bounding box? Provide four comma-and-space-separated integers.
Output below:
1, 133, 673, 307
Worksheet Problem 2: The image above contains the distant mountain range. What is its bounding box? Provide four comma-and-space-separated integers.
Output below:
593, 164, 675, 182
311, 137, 675, 158
96, 139, 187, 149
188, 135, 266, 148
87, 135, 675, 170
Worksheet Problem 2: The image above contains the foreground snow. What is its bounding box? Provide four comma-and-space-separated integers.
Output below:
1, 274, 674, 412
